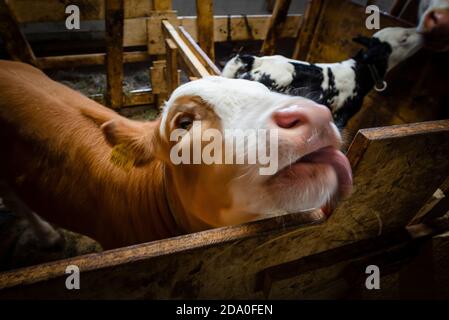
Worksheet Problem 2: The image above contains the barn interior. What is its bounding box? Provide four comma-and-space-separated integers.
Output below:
0, 0, 448, 300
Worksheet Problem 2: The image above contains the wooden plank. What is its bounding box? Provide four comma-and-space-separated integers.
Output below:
152, 0, 172, 11
178, 26, 221, 75
162, 20, 210, 78
292, 0, 323, 60
1, 121, 448, 299
150, 60, 168, 108
105, 0, 124, 109
8, 0, 151, 22
260, 0, 292, 55
146, 10, 179, 55
89, 89, 154, 107
165, 39, 179, 95
0, 211, 323, 294
257, 217, 449, 296
179, 14, 302, 43
36, 51, 149, 69
195, 0, 215, 61
124, 17, 148, 47
0, 0, 37, 66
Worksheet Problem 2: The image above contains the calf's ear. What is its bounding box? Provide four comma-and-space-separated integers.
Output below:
101, 118, 161, 168
352, 36, 371, 47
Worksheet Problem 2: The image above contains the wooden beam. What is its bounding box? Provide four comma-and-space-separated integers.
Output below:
260, 0, 292, 55
36, 51, 149, 70
152, 0, 172, 11
146, 10, 179, 55
162, 20, 210, 78
195, 0, 215, 61
0, 0, 37, 66
178, 26, 220, 75
256, 217, 449, 295
150, 60, 168, 108
105, 0, 124, 109
8, 0, 151, 22
165, 39, 180, 95
292, 0, 323, 60
89, 89, 154, 107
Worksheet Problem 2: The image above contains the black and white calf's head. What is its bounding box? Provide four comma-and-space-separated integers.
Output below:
353, 27, 423, 72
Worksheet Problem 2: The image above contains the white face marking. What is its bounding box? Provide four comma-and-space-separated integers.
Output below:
373, 27, 423, 71
161, 76, 292, 139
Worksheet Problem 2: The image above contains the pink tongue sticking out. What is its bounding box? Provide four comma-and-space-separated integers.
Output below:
301, 146, 353, 216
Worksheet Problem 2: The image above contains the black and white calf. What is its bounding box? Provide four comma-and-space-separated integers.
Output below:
222, 27, 423, 128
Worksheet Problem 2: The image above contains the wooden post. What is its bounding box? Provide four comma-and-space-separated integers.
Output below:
260, 0, 291, 55
165, 38, 180, 95
0, 0, 37, 66
105, 0, 124, 109
150, 60, 168, 108
292, 0, 323, 60
195, 0, 215, 61
153, 0, 172, 11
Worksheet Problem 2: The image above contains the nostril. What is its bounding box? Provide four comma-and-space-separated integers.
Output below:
425, 10, 449, 30
424, 11, 438, 30
272, 105, 308, 129
274, 115, 302, 129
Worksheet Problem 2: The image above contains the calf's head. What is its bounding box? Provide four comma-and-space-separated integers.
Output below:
354, 27, 423, 72
101, 77, 352, 230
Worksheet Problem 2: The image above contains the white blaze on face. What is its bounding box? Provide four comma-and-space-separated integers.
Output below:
161, 77, 291, 140
373, 27, 423, 71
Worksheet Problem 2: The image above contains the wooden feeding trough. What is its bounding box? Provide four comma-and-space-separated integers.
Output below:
0, 0, 448, 299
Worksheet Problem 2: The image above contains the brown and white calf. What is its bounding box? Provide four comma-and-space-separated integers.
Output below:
0, 60, 352, 249
419, 0, 449, 50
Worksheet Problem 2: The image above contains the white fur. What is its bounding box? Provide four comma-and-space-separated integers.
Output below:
317, 60, 357, 112
372, 27, 423, 71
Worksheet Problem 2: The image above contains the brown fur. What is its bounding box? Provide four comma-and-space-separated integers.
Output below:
0, 60, 179, 249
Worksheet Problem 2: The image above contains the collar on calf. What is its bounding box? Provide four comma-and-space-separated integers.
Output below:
367, 64, 387, 92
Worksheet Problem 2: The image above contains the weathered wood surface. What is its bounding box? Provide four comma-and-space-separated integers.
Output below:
162, 20, 211, 78
36, 51, 149, 69
146, 10, 179, 55
165, 39, 180, 96
8, 0, 152, 22
89, 89, 154, 108
105, 0, 124, 109
178, 26, 221, 75
150, 60, 168, 108
0, 0, 37, 66
152, 0, 172, 11
292, 0, 323, 60
180, 14, 301, 43
0, 120, 448, 299
302, 0, 449, 147
261, 0, 292, 55
195, 0, 215, 61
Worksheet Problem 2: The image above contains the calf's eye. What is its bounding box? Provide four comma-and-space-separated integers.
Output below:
176, 115, 194, 130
